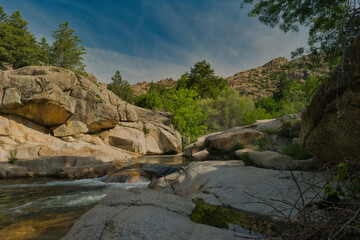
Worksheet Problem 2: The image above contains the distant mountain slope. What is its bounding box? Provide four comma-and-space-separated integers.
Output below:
131, 57, 329, 99
132, 78, 178, 96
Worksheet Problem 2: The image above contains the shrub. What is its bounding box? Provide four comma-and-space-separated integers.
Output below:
8, 149, 17, 164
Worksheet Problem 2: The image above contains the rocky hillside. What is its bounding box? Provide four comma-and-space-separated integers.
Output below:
132, 78, 177, 96
0, 65, 181, 178
131, 57, 329, 99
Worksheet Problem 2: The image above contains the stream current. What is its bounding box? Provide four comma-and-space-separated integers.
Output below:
0, 155, 184, 240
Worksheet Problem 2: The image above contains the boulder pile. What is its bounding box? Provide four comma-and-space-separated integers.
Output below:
0, 66, 181, 178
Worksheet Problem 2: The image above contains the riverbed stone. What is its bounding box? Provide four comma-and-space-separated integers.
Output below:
235, 149, 321, 171
63, 188, 248, 240
105, 168, 150, 183
0, 163, 28, 178
204, 128, 265, 152
192, 150, 209, 161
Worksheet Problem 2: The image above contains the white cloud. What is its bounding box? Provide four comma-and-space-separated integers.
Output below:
2, 0, 309, 83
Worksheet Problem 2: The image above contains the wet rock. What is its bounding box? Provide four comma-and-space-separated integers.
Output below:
105, 168, 150, 183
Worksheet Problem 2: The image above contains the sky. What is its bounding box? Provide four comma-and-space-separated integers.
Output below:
0, 0, 308, 84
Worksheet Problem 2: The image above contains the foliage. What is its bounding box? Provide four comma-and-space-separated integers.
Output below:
0, 6, 87, 73
177, 60, 228, 99
163, 88, 207, 144
242, 107, 273, 125
280, 142, 312, 160
272, 72, 290, 101
107, 70, 134, 103
256, 75, 323, 117
135, 86, 207, 144
38, 37, 51, 64
135, 82, 164, 110
198, 88, 255, 132
8, 149, 17, 164
282, 160, 360, 239
278, 117, 301, 138
142, 125, 150, 135
323, 161, 360, 201
0, 8, 41, 68
191, 200, 279, 235
240, 0, 360, 68
50, 21, 86, 73
255, 97, 280, 115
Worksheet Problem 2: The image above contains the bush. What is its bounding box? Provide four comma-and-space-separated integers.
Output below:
199, 88, 255, 132
242, 107, 273, 125
281, 142, 312, 160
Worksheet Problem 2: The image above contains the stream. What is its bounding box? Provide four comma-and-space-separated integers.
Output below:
0, 155, 184, 240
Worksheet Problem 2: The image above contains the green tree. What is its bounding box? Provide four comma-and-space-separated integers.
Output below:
163, 88, 207, 144
0, 8, 40, 67
255, 97, 279, 115
272, 72, 290, 101
240, 0, 360, 67
38, 37, 51, 64
177, 60, 228, 99
199, 88, 255, 132
107, 70, 134, 103
50, 21, 86, 72
135, 82, 165, 110
0, 6, 6, 22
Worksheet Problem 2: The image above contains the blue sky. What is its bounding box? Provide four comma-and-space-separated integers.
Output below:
0, 0, 307, 84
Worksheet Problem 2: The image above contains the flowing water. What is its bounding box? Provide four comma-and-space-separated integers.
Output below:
0, 155, 184, 240
0, 177, 149, 240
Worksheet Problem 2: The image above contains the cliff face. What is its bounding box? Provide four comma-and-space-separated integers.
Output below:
131, 57, 329, 99
0, 66, 181, 178
300, 34, 360, 164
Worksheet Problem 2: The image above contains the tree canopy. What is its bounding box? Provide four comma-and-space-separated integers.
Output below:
50, 21, 86, 72
0, 8, 41, 67
177, 60, 228, 99
0, 6, 87, 72
107, 70, 134, 103
241, 0, 360, 67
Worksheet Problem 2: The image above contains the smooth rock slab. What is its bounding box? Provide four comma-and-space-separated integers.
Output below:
204, 128, 265, 152
236, 149, 321, 171
52, 120, 88, 137
63, 188, 249, 240
149, 161, 326, 221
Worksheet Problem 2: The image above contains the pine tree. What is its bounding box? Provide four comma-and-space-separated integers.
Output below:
50, 21, 86, 73
107, 70, 134, 103
0, 9, 41, 68
177, 60, 228, 99
38, 37, 51, 65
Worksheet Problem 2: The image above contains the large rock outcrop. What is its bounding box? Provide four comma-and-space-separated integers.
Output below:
62, 188, 250, 240
0, 66, 182, 178
300, 34, 360, 164
0, 66, 182, 161
149, 161, 326, 221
